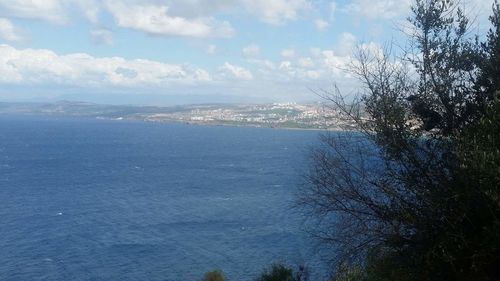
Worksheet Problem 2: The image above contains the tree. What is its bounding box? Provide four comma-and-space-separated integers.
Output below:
300, 1, 499, 280
477, 0, 500, 100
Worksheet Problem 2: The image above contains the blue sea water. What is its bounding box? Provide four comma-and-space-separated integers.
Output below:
0, 116, 327, 281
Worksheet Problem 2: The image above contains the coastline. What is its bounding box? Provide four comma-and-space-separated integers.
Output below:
122, 116, 345, 132
0, 101, 352, 132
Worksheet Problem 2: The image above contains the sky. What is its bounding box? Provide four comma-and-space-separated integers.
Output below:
0, 0, 494, 105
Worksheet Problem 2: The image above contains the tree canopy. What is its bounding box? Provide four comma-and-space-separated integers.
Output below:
300, 1, 500, 280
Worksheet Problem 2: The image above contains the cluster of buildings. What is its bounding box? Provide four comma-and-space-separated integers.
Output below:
144, 103, 352, 130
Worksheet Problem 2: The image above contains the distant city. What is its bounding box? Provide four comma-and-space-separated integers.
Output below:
0, 101, 358, 130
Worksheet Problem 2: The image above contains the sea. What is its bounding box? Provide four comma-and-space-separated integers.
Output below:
0, 115, 329, 281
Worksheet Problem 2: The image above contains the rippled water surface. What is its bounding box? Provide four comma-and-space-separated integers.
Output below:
0, 116, 327, 280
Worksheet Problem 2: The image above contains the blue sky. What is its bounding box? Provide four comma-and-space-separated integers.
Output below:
0, 0, 493, 105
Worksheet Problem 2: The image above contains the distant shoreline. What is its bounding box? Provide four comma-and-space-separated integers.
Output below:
108, 116, 341, 132
0, 101, 354, 132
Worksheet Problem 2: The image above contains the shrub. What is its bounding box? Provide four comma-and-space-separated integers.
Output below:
255, 264, 293, 281
203, 270, 226, 281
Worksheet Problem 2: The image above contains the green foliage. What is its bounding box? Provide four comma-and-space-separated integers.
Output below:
407, 0, 482, 136
255, 264, 293, 281
331, 263, 365, 281
203, 270, 226, 281
302, 1, 500, 281
450, 98, 500, 279
478, 1, 500, 101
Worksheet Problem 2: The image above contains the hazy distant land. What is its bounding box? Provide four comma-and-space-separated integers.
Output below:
0, 101, 356, 130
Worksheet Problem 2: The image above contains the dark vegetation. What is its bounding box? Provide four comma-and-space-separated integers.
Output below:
254, 264, 295, 281
203, 270, 226, 281
202, 0, 499, 280
202, 264, 309, 281
300, 0, 500, 280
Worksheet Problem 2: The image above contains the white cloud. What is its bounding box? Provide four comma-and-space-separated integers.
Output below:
0, 0, 68, 24
219, 62, 253, 80
247, 58, 276, 70
242, 44, 260, 58
314, 19, 329, 31
0, 18, 23, 42
298, 57, 314, 68
161, 0, 235, 18
281, 48, 296, 58
74, 0, 101, 23
104, 1, 234, 38
0, 44, 211, 87
90, 29, 113, 45
336, 32, 357, 56
310, 47, 322, 58
292, 44, 383, 83
0, 0, 312, 28
0, 42, 371, 101
279, 60, 292, 69
358, 42, 384, 58
251, 45, 358, 83
276, 58, 323, 81
0, 43, 358, 92
341, 0, 411, 20
0, 0, 101, 24
321, 49, 350, 74
241, 0, 310, 25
